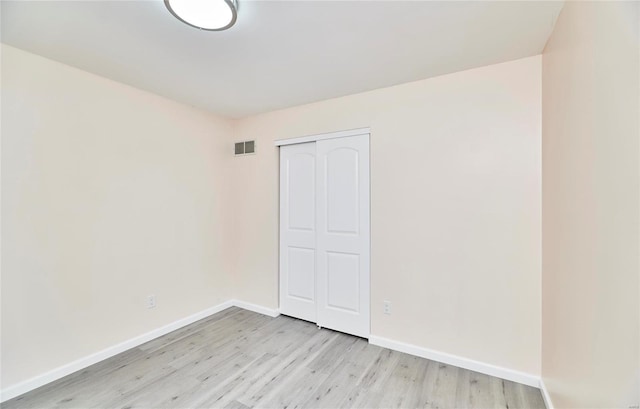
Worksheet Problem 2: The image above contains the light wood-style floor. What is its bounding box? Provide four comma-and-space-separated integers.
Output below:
4, 307, 546, 409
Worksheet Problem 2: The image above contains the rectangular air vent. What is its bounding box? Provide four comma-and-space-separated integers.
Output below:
244, 140, 255, 154
234, 140, 256, 156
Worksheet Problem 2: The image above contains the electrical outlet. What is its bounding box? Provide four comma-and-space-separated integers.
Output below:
146, 295, 156, 309
383, 300, 391, 315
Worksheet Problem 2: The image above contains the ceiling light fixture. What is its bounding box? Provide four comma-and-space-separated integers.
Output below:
164, 0, 238, 31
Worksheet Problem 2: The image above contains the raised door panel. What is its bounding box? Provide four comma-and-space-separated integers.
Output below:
326, 148, 359, 235
326, 251, 360, 312
287, 153, 315, 232
287, 247, 315, 301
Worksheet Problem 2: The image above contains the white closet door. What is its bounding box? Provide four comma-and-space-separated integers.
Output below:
279, 142, 317, 322
316, 134, 370, 338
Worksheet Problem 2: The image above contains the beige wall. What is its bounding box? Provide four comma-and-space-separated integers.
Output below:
541, 2, 640, 408
231, 56, 542, 376
2, 44, 544, 391
1, 45, 235, 388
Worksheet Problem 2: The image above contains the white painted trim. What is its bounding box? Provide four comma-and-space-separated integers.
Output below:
0, 299, 280, 402
369, 335, 540, 388
539, 379, 554, 409
274, 127, 370, 146
233, 300, 280, 318
3, 302, 544, 402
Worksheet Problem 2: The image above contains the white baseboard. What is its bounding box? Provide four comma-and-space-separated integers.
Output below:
4, 302, 544, 403
539, 378, 554, 409
233, 299, 280, 318
368, 335, 540, 388
0, 299, 280, 402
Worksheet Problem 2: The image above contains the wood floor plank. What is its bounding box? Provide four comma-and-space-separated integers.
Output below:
489, 377, 510, 409
503, 379, 547, 409
400, 356, 430, 409
152, 349, 258, 409
4, 347, 148, 409
301, 338, 373, 409
214, 326, 331, 408
467, 371, 494, 409
138, 306, 244, 353
3, 309, 547, 409
376, 354, 424, 409
224, 400, 251, 409
358, 347, 402, 391
423, 362, 460, 409
260, 366, 331, 409
239, 330, 338, 408
306, 332, 359, 374
406, 358, 440, 409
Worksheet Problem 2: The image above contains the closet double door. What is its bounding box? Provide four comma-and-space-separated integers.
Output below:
279, 133, 370, 338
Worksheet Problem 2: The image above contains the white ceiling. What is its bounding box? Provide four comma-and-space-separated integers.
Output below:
1, 1, 563, 118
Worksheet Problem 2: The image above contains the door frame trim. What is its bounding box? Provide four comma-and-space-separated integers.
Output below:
274, 127, 370, 146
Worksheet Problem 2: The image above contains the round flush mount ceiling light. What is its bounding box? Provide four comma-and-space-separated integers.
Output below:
165, 0, 238, 31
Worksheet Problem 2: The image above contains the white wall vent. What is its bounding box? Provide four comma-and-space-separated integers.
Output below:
235, 140, 256, 156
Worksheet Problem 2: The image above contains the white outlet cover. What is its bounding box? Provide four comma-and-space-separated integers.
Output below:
146, 295, 156, 309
